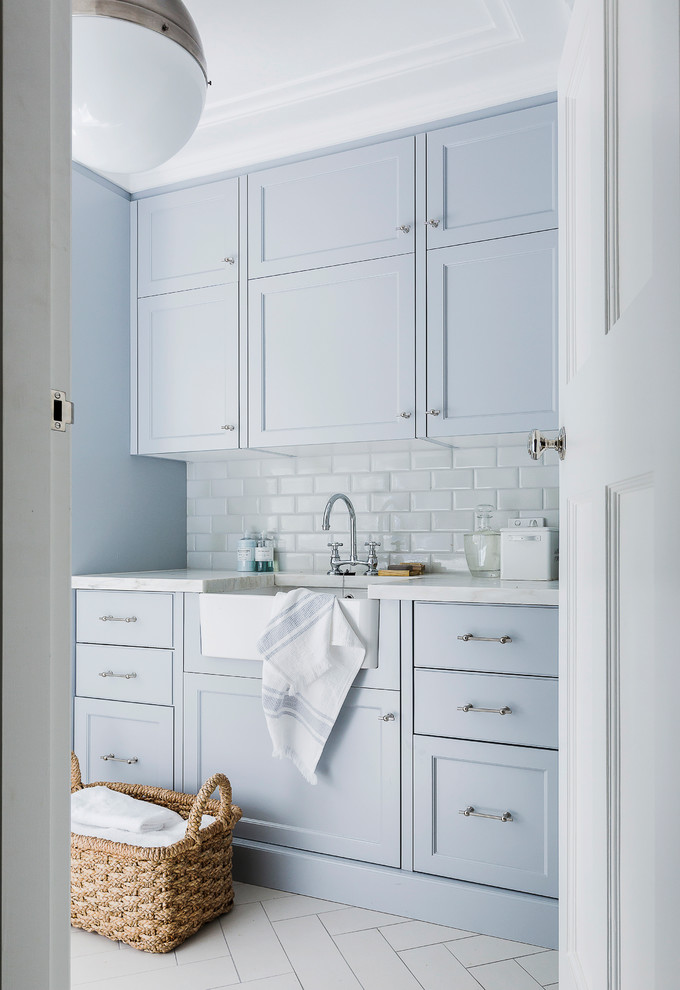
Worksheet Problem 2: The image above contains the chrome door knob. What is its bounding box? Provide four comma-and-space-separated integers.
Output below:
527, 427, 566, 461
425, 219, 441, 228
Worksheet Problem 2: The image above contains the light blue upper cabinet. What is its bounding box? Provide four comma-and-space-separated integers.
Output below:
248, 256, 415, 446
137, 178, 239, 296
426, 229, 558, 437
137, 284, 239, 454
426, 103, 557, 249
248, 138, 415, 278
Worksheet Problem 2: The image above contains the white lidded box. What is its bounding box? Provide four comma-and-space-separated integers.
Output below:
500, 518, 559, 580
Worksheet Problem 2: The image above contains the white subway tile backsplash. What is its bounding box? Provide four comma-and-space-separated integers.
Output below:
210, 479, 245, 497
497, 488, 543, 511
371, 451, 410, 472
371, 492, 410, 512
279, 476, 314, 495
430, 469, 474, 490
474, 467, 518, 489
243, 477, 279, 496
314, 474, 350, 493
332, 453, 371, 473
519, 465, 559, 488
453, 448, 497, 468
352, 473, 390, 493
186, 444, 558, 573
410, 448, 452, 470
432, 511, 475, 532
390, 471, 431, 492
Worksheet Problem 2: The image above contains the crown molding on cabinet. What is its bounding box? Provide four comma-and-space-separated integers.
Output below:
94, 0, 569, 194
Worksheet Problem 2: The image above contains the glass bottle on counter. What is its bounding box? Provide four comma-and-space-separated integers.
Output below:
464, 504, 501, 578
255, 532, 274, 572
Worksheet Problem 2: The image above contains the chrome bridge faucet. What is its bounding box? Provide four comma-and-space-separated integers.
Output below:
322, 493, 380, 576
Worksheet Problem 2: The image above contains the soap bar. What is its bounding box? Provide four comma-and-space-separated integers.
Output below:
377, 569, 412, 577
398, 562, 426, 574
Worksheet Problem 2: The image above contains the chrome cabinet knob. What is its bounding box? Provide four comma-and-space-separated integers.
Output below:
426, 409, 440, 416
397, 412, 412, 419
221, 424, 235, 431
223, 257, 235, 265
395, 224, 411, 234
379, 713, 396, 722
425, 219, 441, 228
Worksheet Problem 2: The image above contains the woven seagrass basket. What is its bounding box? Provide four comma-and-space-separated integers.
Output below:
70, 752, 242, 953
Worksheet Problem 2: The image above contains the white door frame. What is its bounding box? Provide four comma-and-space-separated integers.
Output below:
2, 1, 72, 986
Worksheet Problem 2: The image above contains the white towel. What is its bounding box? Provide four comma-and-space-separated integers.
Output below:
71, 785, 185, 833
257, 589, 366, 784
71, 813, 217, 848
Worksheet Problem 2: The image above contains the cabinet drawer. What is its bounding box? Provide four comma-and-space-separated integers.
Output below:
73, 697, 174, 789
76, 591, 173, 648
414, 669, 557, 749
76, 644, 173, 706
413, 736, 557, 896
414, 603, 557, 676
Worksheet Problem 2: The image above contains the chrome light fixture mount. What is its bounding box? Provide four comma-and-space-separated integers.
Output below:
72, 0, 208, 175
72, 0, 207, 81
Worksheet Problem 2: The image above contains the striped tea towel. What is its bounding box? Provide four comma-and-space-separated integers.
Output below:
257, 589, 366, 784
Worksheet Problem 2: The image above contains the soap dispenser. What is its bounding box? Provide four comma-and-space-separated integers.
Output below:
464, 504, 500, 578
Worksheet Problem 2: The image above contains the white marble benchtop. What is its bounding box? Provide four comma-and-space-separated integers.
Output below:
72, 569, 559, 605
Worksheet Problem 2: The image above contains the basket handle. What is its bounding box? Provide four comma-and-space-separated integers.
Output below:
185, 772, 233, 842
71, 752, 83, 792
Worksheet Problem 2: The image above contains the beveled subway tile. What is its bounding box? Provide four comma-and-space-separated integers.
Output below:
333, 928, 423, 990
220, 902, 291, 983
399, 942, 482, 990
273, 914, 362, 990
380, 920, 474, 951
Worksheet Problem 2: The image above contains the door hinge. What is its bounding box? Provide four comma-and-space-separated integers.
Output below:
51, 389, 74, 431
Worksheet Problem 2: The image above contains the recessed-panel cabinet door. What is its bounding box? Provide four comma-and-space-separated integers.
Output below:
137, 284, 239, 453
426, 230, 558, 438
137, 178, 239, 296
73, 697, 174, 789
184, 674, 401, 866
248, 257, 415, 446
248, 138, 414, 277
426, 103, 557, 248
413, 736, 557, 896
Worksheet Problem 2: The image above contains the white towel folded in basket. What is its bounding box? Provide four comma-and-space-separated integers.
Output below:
71, 786, 216, 847
257, 589, 366, 785
72, 785, 185, 833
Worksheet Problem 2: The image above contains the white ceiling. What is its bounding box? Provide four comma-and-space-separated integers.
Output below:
102, 0, 570, 193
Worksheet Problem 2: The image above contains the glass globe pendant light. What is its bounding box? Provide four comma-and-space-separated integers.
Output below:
72, 0, 208, 174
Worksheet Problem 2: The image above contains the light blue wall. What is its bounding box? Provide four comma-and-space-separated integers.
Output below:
71, 167, 186, 574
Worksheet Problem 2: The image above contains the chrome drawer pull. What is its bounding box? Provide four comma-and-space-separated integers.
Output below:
457, 703, 512, 716
99, 614, 138, 623
457, 633, 512, 645
460, 805, 513, 823
99, 670, 137, 680
100, 753, 138, 765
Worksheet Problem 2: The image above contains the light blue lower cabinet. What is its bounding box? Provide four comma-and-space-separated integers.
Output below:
73, 696, 174, 789
183, 673, 401, 867
413, 735, 558, 897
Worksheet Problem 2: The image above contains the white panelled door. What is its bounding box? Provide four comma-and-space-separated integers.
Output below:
558, 3, 679, 989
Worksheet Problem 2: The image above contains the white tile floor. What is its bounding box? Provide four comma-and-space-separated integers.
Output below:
71, 882, 559, 990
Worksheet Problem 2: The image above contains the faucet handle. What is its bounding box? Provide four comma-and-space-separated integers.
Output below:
365, 541, 381, 550
327, 542, 344, 550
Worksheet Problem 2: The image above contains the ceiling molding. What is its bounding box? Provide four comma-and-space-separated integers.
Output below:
201, 0, 522, 128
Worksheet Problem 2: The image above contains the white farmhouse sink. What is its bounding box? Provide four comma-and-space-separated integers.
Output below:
199, 586, 379, 668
